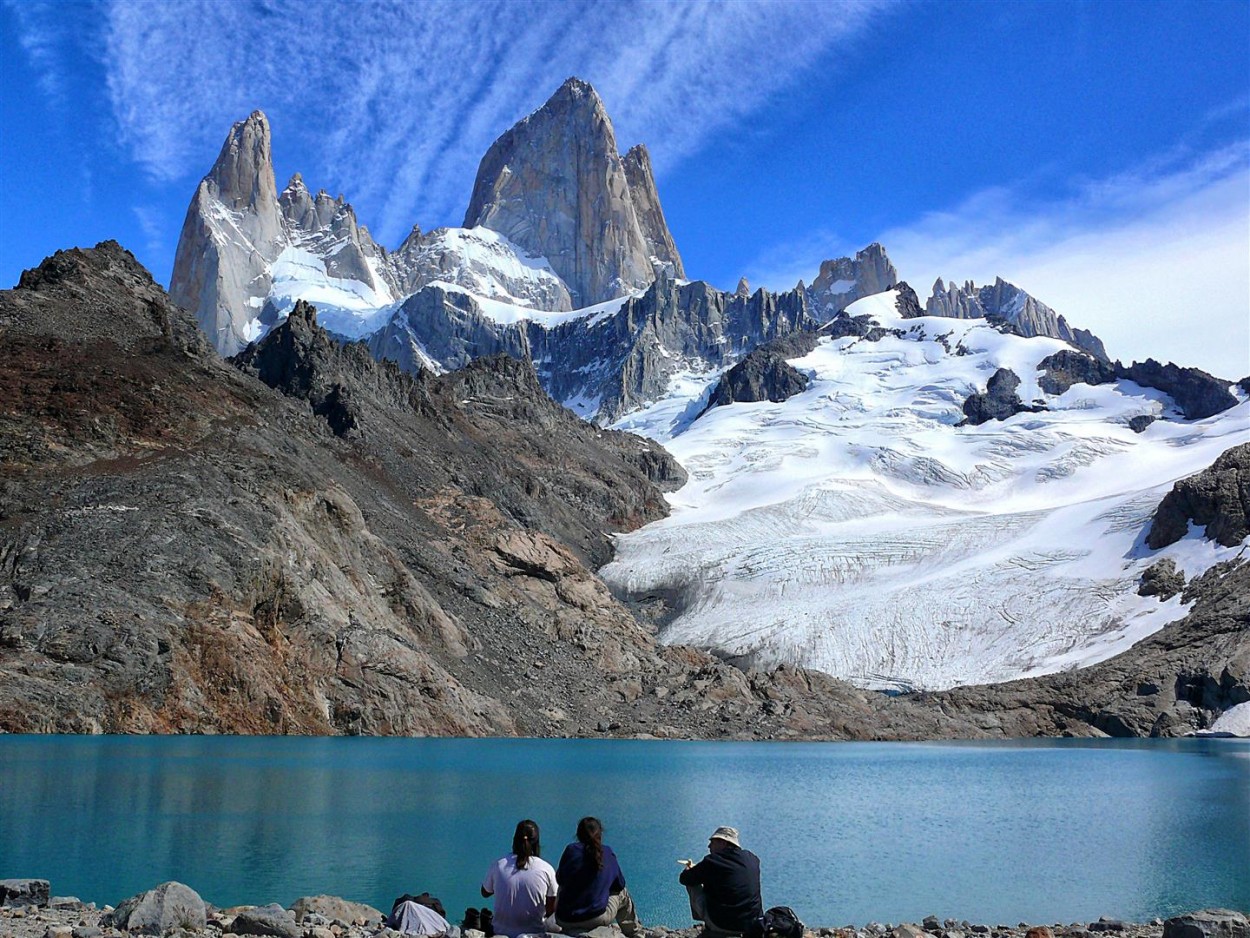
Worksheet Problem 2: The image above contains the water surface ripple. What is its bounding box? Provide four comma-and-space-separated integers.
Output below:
1, 737, 1247, 925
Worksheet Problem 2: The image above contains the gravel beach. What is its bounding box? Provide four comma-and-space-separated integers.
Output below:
2, 880, 1245, 938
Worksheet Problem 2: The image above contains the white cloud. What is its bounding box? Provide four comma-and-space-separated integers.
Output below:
2, 0, 72, 106
85, 0, 894, 246
750, 145, 1250, 380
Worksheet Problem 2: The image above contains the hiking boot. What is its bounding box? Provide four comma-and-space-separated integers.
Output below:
464, 908, 480, 931
481, 908, 494, 937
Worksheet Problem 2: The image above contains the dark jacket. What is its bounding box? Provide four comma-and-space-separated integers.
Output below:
555, 841, 626, 921
679, 845, 763, 931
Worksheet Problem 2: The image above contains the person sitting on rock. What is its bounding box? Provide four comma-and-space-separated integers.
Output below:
388, 895, 460, 937
679, 826, 762, 937
554, 816, 642, 936
481, 819, 558, 937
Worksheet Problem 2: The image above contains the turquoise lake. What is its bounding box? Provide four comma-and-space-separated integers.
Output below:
1, 737, 1247, 926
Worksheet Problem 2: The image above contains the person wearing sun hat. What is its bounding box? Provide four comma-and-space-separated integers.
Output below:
678, 825, 763, 937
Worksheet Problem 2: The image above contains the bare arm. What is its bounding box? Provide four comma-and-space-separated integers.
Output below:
481, 888, 493, 899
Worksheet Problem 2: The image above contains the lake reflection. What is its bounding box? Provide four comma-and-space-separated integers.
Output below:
1, 737, 1247, 926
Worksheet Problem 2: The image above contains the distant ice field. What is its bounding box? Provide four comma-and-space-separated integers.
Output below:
602, 292, 1249, 690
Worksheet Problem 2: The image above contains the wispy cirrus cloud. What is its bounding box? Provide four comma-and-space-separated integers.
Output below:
747, 143, 1250, 380
74, 0, 894, 246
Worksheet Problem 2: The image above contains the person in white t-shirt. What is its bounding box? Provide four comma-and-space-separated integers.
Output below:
481, 819, 558, 937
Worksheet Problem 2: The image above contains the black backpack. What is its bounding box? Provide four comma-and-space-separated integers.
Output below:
746, 906, 805, 938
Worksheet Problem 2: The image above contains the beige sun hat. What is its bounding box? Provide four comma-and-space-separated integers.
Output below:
709, 825, 740, 847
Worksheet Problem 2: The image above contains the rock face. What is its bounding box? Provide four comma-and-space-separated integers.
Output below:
366, 264, 819, 423
702, 333, 819, 413
893, 281, 924, 319
1138, 558, 1185, 600
169, 112, 402, 357
169, 111, 284, 355
1037, 350, 1239, 423
1147, 443, 1250, 548
532, 268, 813, 422
104, 882, 206, 934
391, 226, 573, 311
1037, 349, 1117, 395
463, 77, 684, 306
806, 243, 897, 321
1117, 359, 1238, 420
926, 276, 1108, 360
960, 368, 1044, 425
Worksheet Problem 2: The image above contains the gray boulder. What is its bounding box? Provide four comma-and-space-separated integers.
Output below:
0, 879, 50, 907
289, 895, 382, 925
104, 882, 206, 934
227, 903, 301, 938
1163, 910, 1250, 938
1147, 443, 1250, 548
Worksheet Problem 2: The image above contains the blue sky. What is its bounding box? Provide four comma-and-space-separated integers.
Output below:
1, 0, 1247, 377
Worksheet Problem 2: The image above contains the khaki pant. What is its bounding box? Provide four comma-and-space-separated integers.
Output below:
686, 884, 741, 937
556, 887, 642, 936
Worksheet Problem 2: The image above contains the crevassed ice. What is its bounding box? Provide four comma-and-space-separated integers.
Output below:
602, 290, 1249, 691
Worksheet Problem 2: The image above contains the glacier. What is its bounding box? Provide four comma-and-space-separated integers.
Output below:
599, 292, 1248, 691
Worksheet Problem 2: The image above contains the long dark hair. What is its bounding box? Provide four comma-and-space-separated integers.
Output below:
576, 816, 604, 871
513, 819, 541, 870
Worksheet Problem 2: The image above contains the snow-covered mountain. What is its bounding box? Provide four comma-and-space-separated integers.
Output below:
164, 78, 1247, 697
170, 79, 1114, 423
602, 291, 1247, 690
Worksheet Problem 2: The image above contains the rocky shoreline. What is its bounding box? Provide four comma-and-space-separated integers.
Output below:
1, 880, 1246, 938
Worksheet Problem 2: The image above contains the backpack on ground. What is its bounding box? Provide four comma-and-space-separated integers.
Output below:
746, 906, 805, 938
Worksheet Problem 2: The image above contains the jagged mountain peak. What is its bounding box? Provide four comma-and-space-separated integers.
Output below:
206, 109, 276, 212
925, 274, 1109, 361
463, 78, 683, 305
551, 74, 605, 106
806, 243, 899, 321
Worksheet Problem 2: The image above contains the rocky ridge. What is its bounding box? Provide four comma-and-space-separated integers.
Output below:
926, 277, 1108, 360
168, 81, 1129, 435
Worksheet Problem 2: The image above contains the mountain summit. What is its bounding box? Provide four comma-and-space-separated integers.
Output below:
169, 110, 284, 354
463, 77, 685, 305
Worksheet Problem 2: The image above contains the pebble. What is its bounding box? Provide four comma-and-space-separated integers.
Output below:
0, 891, 1214, 938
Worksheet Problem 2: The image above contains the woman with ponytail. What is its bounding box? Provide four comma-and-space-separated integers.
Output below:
554, 817, 642, 935
481, 819, 558, 937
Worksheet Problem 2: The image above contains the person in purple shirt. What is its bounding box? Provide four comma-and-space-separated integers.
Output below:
554, 817, 642, 935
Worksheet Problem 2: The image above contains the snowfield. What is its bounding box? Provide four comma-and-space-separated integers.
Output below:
601, 292, 1249, 691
